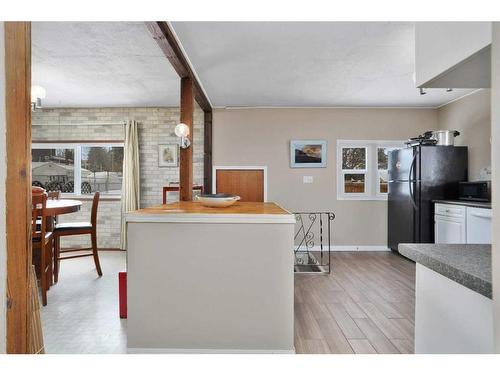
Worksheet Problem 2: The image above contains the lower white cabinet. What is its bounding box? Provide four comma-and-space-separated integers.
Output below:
434, 203, 491, 244
466, 207, 492, 244
435, 204, 466, 244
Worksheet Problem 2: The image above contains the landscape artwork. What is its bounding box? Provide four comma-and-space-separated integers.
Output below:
158, 144, 178, 167
290, 140, 327, 168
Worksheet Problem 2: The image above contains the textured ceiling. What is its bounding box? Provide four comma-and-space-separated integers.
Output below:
171, 22, 474, 107
32, 21, 474, 108
32, 22, 180, 107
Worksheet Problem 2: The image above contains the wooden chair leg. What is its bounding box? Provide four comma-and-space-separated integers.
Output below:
91, 231, 103, 277
54, 236, 61, 283
48, 238, 53, 287
40, 245, 48, 306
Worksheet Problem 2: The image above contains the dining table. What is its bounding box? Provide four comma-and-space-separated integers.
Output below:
42, 199, 82, 232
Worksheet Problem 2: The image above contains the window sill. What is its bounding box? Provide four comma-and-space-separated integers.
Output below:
61, 194, 122, 202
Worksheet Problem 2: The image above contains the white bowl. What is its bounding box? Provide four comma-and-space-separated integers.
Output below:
196, 194, 241, 208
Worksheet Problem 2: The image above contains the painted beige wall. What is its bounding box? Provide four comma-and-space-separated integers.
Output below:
491, 22, 500, 354
0, 21, 7, 353
438, 89, 491, 180
213, 108, 437, 246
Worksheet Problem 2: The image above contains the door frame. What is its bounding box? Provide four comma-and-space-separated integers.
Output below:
4, 21, 32, 354
212, 166, 268, 202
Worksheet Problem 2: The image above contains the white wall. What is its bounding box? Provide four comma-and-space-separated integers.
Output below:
213, 107, 438, 247
0, 21, 7, 354
437, 89, 491, 180
491, 22, 500, 354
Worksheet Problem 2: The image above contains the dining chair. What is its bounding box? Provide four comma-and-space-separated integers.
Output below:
32, 192, 54, 306
53, 192, 102, 282
48, 191, 60, 200
47, 190, 61, 226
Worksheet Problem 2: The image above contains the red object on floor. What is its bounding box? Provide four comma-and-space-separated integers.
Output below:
119, 272, 127, 319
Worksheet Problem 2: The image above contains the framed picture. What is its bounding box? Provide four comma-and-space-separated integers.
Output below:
290, 140, 327, 168
158, 144, 178, 167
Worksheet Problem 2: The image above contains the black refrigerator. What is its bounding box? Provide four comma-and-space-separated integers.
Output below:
388, 145, 468, 251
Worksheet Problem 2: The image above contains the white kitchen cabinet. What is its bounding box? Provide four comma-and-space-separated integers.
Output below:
466, 207, 492, 244
434, 203, 492, 244
415, 22, 492, 88
434, 204, 466, 244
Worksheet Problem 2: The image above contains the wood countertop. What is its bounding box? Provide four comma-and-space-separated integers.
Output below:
125, 201, 295, 224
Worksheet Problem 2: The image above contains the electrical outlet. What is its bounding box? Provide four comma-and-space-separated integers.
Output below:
303, 176, 314, 184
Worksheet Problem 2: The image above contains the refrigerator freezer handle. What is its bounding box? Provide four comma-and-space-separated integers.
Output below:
408, 150, 419, 211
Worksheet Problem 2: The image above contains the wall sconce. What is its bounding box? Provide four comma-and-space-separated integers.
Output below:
31, 85, 46, 111
175, 123, 191, 149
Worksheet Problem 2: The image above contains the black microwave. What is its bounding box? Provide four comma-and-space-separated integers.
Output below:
458, 181, 491, 202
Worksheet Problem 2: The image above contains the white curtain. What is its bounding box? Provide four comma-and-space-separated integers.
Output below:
120, 120, 140, 250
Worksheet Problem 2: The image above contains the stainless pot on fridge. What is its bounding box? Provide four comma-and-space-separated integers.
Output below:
423, 130, 460, 146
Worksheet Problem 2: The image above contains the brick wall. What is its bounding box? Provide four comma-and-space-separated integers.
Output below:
32, 106, 204, 248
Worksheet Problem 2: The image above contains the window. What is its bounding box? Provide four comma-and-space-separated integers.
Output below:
32, 143, 124, 196
337, 140, 403, 200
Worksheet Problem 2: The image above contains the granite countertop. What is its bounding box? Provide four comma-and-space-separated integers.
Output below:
398, 243, 492, 298
433, 199, 492, 209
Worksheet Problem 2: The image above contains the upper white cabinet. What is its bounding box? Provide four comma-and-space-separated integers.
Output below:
415, 22, 492, 88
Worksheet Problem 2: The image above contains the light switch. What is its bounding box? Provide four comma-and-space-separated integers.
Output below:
303, 176, 314, 184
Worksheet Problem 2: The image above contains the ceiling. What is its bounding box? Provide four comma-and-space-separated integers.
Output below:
32, 22, 180, 107
32, 21, 474, 108
171, 22, 474, 107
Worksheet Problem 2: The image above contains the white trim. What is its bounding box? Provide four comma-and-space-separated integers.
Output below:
336, 140, 404, 201
127, 347, 296, 354
125, 213, 295, 224
32, 141, 124, 196
219, 106, 439, 110
213, 165, 268, 202
296, 245, 390, 252
436, 88, 484, 109
32, 122, 125, 127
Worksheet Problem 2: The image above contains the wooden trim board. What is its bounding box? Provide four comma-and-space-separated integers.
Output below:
5, 21, 31, 354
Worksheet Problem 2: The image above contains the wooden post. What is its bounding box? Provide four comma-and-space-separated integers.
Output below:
203, 110, 213, 194
5, 21, 32, 354
179, 77, 194, 201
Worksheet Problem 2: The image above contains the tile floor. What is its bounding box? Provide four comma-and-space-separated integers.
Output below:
41, 251, 127, 354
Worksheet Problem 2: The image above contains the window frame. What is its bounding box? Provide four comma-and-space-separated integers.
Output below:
337, 140, 404, 201
32, 142, 124, 198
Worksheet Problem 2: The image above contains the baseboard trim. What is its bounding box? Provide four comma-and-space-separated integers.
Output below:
127, 347, 296, 354
296, 245, 390, 252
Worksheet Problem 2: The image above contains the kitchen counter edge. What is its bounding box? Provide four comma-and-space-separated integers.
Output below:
398, 243, 492, 299
433, 199, 492, 209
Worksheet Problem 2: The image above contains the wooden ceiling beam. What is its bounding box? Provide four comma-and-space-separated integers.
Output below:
145, 21, 212, 112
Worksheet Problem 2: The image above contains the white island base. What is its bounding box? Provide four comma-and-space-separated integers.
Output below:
415, 264, 494, 354
125, 202, 295, 353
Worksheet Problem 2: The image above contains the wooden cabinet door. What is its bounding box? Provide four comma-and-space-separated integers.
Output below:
215, 169, 264, 202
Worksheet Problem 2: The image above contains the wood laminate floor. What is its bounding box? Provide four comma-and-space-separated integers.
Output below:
295, 251, 416, 354
40, 251, 415, 354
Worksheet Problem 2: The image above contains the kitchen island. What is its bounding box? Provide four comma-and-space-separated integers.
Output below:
125, 201, 295, 353
399, 243, 493, 353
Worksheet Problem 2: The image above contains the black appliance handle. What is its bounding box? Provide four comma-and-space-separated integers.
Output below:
408, 150, 419, 211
